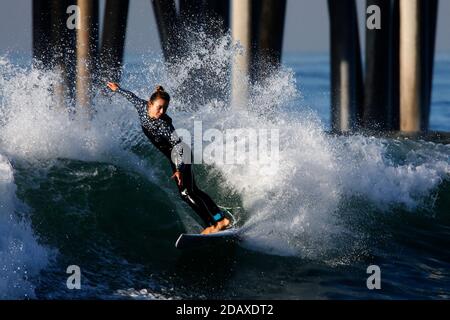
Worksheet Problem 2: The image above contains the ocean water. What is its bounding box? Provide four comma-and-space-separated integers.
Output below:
0, 33, 449, 299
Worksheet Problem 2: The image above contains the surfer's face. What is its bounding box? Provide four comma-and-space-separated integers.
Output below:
148, 98, 169, 119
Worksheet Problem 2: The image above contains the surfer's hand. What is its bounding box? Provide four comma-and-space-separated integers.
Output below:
171, 171, 183, 187
107, 82, 119, 91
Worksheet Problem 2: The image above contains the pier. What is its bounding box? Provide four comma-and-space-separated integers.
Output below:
31, 0, 439, 134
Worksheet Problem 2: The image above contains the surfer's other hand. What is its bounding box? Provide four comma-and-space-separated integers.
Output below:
107, 82, 119, 91
171, 171, 183, 187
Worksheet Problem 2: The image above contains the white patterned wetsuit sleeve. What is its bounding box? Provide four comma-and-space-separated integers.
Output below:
116, 87, 147, 113
171, 136, 185, 172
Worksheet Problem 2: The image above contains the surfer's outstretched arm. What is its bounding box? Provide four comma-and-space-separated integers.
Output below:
106, 82, 147, 109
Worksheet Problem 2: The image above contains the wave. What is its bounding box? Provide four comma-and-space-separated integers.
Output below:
0, 154, 49, 299
0, 26, 449, 292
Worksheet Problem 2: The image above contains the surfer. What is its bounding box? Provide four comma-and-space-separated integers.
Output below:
106, 82, 231, 234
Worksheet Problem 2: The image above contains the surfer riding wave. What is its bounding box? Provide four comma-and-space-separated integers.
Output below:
106, 82, 231, 234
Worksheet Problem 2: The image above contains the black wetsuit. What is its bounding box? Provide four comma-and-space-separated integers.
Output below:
116, 87, 225, 226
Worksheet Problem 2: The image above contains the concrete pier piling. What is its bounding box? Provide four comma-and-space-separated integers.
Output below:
205, 0, 230, 32
75, 0, 99, 109
390, 0, 400, 130
151, 0, 178, 62
50, 0, 77, 104
231, 0, 252, 108
32, 0, 52, 69
258, 0, 286, 68
100, 0, 129, 83
328, 0, 363, 133
180, 0, 204, 18
363, 0, 392, 130
423, 0, 438, 130
399, 0, 437, 132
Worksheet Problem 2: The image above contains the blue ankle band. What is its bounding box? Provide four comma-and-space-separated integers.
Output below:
213, 212, 223, 222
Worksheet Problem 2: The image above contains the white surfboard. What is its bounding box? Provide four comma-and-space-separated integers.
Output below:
175, 228, 241, 249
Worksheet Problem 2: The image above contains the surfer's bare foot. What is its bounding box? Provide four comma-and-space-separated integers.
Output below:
217, 218, 231, 231
200, 226, 213, 235
200, 218, 231, 235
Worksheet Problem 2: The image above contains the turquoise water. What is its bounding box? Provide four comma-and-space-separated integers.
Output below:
0, 39, 449, 299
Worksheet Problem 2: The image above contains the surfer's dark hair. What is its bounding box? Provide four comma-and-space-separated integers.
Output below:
150, 85, 170, 103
